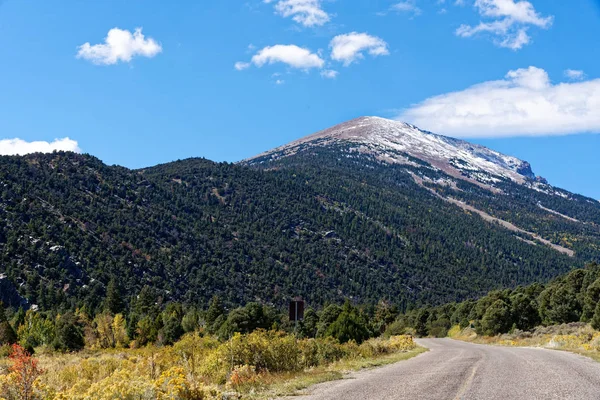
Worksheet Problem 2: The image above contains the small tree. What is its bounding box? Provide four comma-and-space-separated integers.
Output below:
510, 293, 541, 331
104, 278, 125, 315
205, 296, 224, 334
112, 314, 129, 348
414, 309, 430, 337
591, 302, 600, 331
0, 302, 17, 345
583, 279, 600, 322
480, 300, 512, 336
53, 313, 84, 352
325, 303, 371, 344
316, 304, 342, 338
6, 344, 44, 400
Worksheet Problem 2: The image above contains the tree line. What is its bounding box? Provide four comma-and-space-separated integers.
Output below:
0, 277, 401, 352
390, 263, 600, 337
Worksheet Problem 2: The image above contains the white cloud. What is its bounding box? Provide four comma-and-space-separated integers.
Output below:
235, 62, 251, 71
238, 44, 324, 70
264, 0, 330, 27
77, 28, 162, 65
456, 0, 553, 50
398, 66, 600, 137
0, 138, 81, 156
321, 69, 339, 79
564, 69, 585, 81
275, 79, 285, 85
392, 1, 422, 16
330, 32, 389, 66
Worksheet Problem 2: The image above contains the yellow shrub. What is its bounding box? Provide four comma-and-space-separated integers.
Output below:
388, 335, 416, 351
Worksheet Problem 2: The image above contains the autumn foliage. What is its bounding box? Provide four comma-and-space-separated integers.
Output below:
0, 344, 44, 400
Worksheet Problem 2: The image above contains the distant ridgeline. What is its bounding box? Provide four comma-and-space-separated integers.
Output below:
0, 120, 599, 318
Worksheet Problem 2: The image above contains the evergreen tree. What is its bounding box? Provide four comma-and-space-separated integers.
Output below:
53, 312, 85, 352
591, 301, 600, 331
414, 309, 430, 337
325, 302, 370, 344
299, 308, 319, 338
0, 302, 17, 345
480, 300, 512, 336
510, 293, 541, 331
582, 278, 600, 322
160, 316, 184, 345
205, 296, 224, 332
316, 304, 342, 338
11, 307, 26, 330
104, 278, 125, 315
181, 308, 200, 333
134, 286, 158, 318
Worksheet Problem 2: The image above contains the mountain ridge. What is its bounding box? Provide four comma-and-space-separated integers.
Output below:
244, 116, 545, 190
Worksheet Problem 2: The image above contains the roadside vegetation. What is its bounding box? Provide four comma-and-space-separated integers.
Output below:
0, 297, 420, 399
0, 331, 418, 399
448, 322, 600, 361
390, 263, 600, 360
390, 263, 600, 338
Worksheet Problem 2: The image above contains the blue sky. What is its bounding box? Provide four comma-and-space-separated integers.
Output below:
0, 0, 599, 198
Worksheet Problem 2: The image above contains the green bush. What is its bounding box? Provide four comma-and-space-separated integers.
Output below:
480, 300, 512, 336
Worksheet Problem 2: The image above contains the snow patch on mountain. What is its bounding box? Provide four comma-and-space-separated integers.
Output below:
248, 116, 539, 186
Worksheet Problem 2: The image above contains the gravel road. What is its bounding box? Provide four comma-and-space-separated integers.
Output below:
289, 338, 600, 400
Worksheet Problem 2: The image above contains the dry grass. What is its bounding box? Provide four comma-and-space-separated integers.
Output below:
246, 346, 428, 399
449, 323, 600, 362
0, 333, 424, 399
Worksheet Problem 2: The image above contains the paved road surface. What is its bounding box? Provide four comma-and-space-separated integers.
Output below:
290, 338, 600, 400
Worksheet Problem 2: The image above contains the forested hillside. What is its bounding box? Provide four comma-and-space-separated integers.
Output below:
0, 148, 598, 315
393, 262, 600, 338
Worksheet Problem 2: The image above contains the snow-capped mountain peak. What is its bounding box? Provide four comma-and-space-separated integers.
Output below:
247, 116, 539, 186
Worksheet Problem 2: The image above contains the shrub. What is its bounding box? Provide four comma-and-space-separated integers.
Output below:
0, 344, 45, 400
480, 300, 512, 336
325, 308, 370, 344
53, 313, 84, 352
228, 365, 260, 390
383, 320, 407, 338
298, 337, 346, 368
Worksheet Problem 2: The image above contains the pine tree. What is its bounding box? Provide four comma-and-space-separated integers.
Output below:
0, 302, 18, 345
104, 278, 125, 315
480, 300, 512, 336
591, 302, 600, 330
205, 296, 224, 331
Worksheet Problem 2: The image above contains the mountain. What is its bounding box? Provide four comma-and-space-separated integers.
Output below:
247, 116, 541, 188
1, 117, 599, 313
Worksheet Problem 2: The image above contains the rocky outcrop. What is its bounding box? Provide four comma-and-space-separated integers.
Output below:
0, 275, 28, 308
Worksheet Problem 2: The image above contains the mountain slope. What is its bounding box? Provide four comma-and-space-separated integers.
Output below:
245, 117, 600, 260
247, 116, 540, 186
0, 118, 599, 313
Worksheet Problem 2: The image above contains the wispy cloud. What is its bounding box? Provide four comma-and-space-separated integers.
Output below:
398, 66, 600, 137
77, 28, 162, 65
564, 69, 585, 81
321, 69, 339, 79
236, 44, 324, 70
235, 62, 251, 71
456, 0, 553, 50
264, 0, 330, 27
392, 1, 422, 16
0, 138, 81, 156
330, 32, 389, 66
